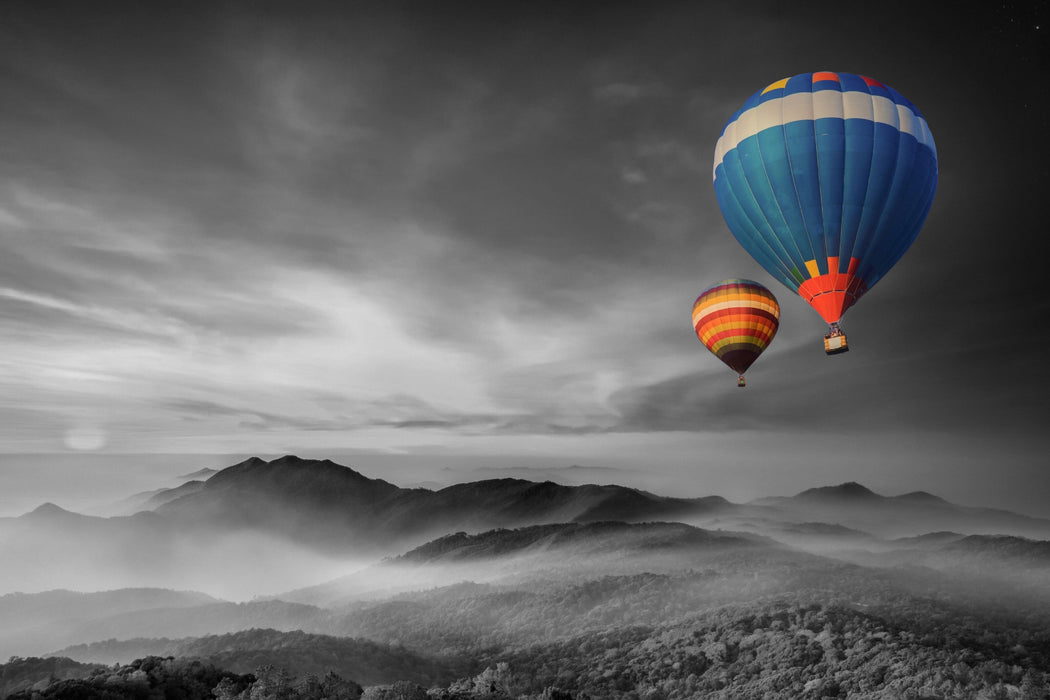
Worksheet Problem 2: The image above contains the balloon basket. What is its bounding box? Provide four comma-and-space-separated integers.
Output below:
824, 327, 849, 355
737, 375, 746, 388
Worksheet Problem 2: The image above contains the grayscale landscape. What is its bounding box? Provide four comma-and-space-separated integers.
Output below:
2, 455, 1050, 699
2, 1, 1047, 698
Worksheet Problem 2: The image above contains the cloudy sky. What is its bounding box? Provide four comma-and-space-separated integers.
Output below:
1, 2, 1047, 514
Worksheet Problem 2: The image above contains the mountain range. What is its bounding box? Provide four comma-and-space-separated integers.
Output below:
3, 455, 1049, 597
2, 453, 1050, 697
94, 456, 1050, 549
149, 455, 736, 554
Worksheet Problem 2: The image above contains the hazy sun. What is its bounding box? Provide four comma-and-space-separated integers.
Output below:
63, 425, 109, 451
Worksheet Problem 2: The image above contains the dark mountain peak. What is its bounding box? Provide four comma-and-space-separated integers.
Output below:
26, 502, 72, 517
18, 502, 99, 525
269, 453, 308, 466
160, 455, 403, 525
207, 455, 391, 488
211, 456, 267, 477
894, 490, 948, 504
795, 482, 880, 500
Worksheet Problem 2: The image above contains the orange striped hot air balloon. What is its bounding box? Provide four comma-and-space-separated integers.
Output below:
692, 279, 780, 387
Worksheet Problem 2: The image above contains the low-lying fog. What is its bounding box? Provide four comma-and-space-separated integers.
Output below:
0, 524, 374, 602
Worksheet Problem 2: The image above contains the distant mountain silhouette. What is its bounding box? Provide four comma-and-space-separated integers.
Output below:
176, 467, 219, 481
795, 482, 879, 500
155, 455, 733, 553
8, 457, 1050, 602
101, 483, 205, 518
28, 457, 1046, 556
751, 481, 1050, 540
142, 480, 206, 510
894, 490, 948, 504
10, 503, 168, 533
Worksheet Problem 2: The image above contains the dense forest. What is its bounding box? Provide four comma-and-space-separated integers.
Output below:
6, 597, 1050, 700
54, 630, 473, 688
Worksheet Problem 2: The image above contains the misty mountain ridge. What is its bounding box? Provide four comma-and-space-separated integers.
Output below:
151, 455, 735, 554
5, 455, 1050, 605
394, 521, 766, 565
748, 479, 1050, 539
9, 456, 1050, 559
801, 483, 947, 506
757, 481, 944, 504
273, 520, 784, 608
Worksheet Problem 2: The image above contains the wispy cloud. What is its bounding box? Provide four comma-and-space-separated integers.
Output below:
0, 0, 1045, 523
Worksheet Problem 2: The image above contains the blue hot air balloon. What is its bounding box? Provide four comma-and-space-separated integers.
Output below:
712, 72, 937, 354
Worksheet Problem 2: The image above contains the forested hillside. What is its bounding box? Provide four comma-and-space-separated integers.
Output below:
53, 629, 472, 688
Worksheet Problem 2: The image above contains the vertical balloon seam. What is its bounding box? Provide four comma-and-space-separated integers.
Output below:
813, 88, 834, 285
859, 120, 918, 288
844, 89, 880, 278
730, 108, 808, 285
823, 86, 847, 285
835, 85, 855, 274
808, 84, 830, 273
839, 88, 866, 273
854, 101, 909, 291
780, 87, 817, 282
739, 97, 810, 289
852, 94, 899, 283
737, 129, 790, 276
807, 89, 830, 272
851, 91, 903, 275
746, 113, 810, 286
787, 96, 827, 279
826, 87, 874, 320
754, 120, 804, 285
719, 148, 801, 289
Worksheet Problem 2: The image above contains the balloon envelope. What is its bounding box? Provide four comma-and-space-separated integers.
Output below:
712, 72, 937, 324
693, 279, 780, 378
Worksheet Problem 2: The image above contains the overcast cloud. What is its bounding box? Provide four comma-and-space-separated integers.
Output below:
0, 1, 1047, 512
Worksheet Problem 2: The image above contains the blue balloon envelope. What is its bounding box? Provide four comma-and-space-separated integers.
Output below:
712, 72, 937, 328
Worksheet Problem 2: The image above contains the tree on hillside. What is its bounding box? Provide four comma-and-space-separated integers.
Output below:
359, 681, 427, 700
213, 666, 363, 700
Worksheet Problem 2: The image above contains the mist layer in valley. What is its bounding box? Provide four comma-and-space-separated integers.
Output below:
2, 455, 1049, 699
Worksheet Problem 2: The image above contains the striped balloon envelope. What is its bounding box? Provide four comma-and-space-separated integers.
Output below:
692, 279, 780, 387
712, 72, 937, 345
